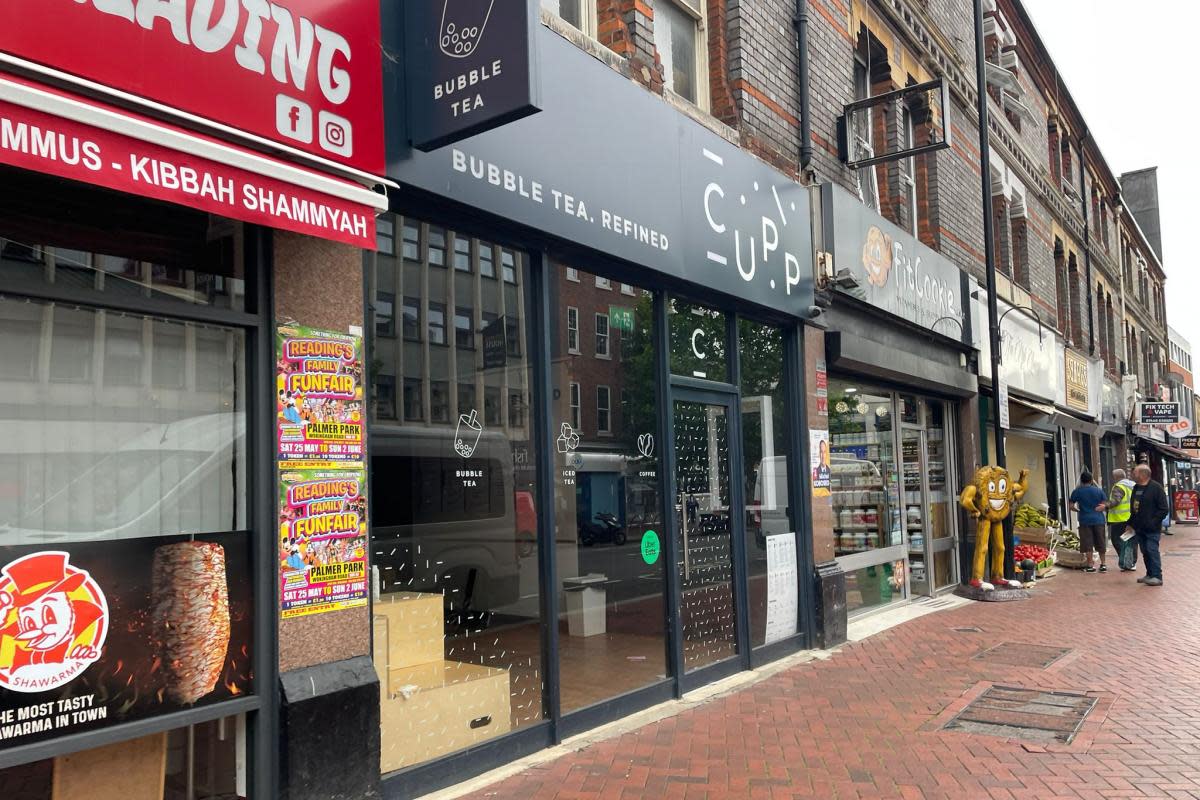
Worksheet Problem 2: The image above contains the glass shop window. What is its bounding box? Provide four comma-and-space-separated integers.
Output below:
368, 213, 542, 774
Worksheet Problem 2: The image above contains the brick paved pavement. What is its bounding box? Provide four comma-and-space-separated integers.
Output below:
462, 528, 1200, 799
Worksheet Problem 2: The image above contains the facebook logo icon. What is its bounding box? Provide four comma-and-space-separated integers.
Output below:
276, 95, 313, 144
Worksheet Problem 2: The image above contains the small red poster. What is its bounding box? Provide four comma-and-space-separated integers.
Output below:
1174, 489, 1199, 524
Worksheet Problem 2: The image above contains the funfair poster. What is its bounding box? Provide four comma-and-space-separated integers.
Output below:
279, 470, 369, 619
276, 325, 365, 467
0, 536, 252, 750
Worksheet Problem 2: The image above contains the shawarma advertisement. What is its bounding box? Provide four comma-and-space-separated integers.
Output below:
0, 536, 252, 750
276, 325, 365, 468
279, 470, 369, 619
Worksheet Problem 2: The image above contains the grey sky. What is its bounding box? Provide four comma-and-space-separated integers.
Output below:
1023, 0, 1192, 360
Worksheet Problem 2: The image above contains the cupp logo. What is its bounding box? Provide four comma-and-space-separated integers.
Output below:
439, 0, 496, 58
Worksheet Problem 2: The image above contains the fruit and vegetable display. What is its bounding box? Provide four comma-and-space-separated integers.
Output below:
1012, 543, 1050, 564
1054, 529, 1081, 551
1014, 503, 1051, 527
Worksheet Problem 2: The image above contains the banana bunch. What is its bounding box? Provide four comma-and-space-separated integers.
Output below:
1014, 503, 1048, 528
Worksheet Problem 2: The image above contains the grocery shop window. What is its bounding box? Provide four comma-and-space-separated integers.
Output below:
653, 0, 708, 109
567, 306, 580, 353
570, 381, 582, 430
596, 385, 611, 434
548, 263, 667, 713
375, 291, 396, 337
595, 313, 610, 358
428, 226, 447, 267
367, 228, 542, 773
453, 236, 472, 272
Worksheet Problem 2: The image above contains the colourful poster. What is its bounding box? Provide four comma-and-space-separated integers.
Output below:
276, 325, 365, 467
810, 430, 831, 498
279, 469, 369, 619
0, 535, 253, 751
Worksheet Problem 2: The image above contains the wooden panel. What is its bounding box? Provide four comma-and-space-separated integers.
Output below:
52, 733, 166, 800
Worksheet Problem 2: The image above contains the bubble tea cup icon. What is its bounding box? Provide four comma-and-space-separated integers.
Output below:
439, 0, 496, 58
454, 409, 484, 457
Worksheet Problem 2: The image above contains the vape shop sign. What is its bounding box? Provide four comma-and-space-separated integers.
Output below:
1138, 402, 1180, 426
406, 0, 540, 151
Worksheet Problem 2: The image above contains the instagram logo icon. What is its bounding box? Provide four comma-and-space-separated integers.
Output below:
439, 0, 495, 58
318, 111, 353, 157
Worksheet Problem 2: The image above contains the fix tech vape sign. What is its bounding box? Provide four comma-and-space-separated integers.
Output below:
0, 552, 108, 694
0, 0, 385, 173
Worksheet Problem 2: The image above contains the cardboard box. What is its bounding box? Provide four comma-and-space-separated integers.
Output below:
380, 659, 511, 773
373, 592, 443, 673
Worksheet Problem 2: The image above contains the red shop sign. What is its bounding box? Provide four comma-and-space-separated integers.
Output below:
1175, 489, 1199, 525
0, 0, 384, 175
0, 78, 379, 247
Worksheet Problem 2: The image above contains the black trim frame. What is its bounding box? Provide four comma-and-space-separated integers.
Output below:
0, 227, 275, 799
369, 205, 820, 797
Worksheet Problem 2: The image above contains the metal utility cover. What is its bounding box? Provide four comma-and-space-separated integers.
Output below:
943, 685, 1096, 744
973, 642, 1072, 668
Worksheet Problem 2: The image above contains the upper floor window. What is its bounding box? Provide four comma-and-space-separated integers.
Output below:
595, 313, 610, 358
541, 0, 596, 36
376, 217, 395, 256
654, 0, 708, 109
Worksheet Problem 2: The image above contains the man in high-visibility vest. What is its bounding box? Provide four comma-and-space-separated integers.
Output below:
1101, 468, 1136, 571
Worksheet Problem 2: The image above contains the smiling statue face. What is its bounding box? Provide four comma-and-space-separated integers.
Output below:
977, 467, 1016, 521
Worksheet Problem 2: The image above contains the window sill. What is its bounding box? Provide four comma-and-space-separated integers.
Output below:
568, 348, 581, 356
595, 353, 611, 360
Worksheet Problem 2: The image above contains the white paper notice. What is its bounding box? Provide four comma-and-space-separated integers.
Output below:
764, 532, 799, 645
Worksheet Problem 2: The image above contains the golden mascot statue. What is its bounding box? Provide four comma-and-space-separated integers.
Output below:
959, 466, 1029, 590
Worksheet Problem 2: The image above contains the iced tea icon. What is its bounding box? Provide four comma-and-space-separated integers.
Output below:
439, 0, 496, 58
454, 409, 484, 457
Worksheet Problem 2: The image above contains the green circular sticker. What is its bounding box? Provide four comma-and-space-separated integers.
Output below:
641, 530, 661, 564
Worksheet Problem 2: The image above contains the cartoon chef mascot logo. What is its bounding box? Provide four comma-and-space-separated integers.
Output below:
0, 552, 108, 692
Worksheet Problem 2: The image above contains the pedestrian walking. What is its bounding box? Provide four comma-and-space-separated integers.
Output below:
1069, 470, 1108, 572
1101, 469, 1137, 571
1127, 464, 1170, 586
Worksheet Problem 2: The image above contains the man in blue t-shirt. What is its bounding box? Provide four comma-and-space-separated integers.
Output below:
1070, 470, 1109, 573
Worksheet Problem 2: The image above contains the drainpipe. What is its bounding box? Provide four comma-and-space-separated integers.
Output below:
793, 1, 812, 174
1079, 129, 1095, 356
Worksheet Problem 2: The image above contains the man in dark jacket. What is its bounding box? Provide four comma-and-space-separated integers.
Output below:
1127, 464, 1170, 586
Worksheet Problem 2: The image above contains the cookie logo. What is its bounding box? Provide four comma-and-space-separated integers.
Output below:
0, 552, 108, 693
861, 225, 893, 288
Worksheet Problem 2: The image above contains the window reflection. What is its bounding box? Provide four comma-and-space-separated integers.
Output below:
550, 264, 667, 713
368, 215, 542, 773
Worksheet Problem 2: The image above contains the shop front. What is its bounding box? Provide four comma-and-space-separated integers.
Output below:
368, 21, 817, 797
0, 3, 388, 799
975, 293, 1067, 524
816, 183, 978, 616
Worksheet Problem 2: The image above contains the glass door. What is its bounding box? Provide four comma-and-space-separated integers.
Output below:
672, 395, 739, 672
925, 400, 958, 589
899, 396, 928, 595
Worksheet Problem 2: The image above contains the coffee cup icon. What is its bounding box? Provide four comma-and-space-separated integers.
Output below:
454, 409, 484, 457
440, 0, 495, 58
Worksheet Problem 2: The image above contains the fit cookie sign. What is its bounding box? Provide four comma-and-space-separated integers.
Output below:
0, 552, 108, 694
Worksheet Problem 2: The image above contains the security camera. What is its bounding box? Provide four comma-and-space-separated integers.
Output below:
833, 268, 860, 289
808, 305, 824, 318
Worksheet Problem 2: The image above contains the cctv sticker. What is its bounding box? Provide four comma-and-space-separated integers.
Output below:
0, 552, 108, 693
